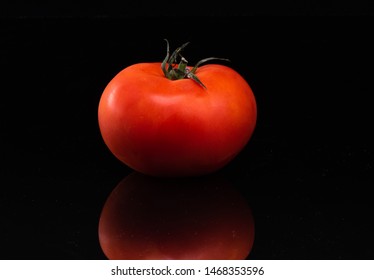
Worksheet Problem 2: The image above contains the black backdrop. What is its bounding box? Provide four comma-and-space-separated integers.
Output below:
1, 10, 374, 260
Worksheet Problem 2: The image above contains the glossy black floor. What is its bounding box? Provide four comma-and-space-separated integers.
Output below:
1, 16, 373, 259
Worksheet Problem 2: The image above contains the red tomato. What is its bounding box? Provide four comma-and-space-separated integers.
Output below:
98, 172, 255, 260
98, 41, 257, 177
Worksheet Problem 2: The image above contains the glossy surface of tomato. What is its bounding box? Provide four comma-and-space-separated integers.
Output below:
98, 172, 255, 260
98, 62, 256, 176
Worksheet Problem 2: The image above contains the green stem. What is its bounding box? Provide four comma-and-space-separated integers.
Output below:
161, 39, 230, 89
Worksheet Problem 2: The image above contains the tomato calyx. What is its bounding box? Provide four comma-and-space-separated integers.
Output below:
161, 39, 230, 89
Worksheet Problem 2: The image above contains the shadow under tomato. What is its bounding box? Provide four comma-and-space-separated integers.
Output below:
98, 172, 255, 260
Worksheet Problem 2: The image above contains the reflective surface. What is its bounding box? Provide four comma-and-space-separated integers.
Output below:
98, 172, 254, 260
1, 17, 374, 259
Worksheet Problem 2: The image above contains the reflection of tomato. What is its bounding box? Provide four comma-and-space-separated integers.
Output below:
98, 172, 255, 260
98, 41, 257, 177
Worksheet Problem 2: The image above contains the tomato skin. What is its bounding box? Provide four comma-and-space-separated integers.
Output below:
98, 172, 255, 260
98, 62, 256, 177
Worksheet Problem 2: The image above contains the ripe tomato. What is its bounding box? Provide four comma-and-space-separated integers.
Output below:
98, 172, 255, 260
98, 41, 257, 177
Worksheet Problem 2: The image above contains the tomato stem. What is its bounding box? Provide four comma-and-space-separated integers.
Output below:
161, 39, 230, 89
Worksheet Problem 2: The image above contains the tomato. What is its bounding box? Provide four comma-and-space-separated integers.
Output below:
98, 172, 255, 260
98, 41, 257, 177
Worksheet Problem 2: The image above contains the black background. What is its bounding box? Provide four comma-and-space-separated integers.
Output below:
1, 4, 374, 260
